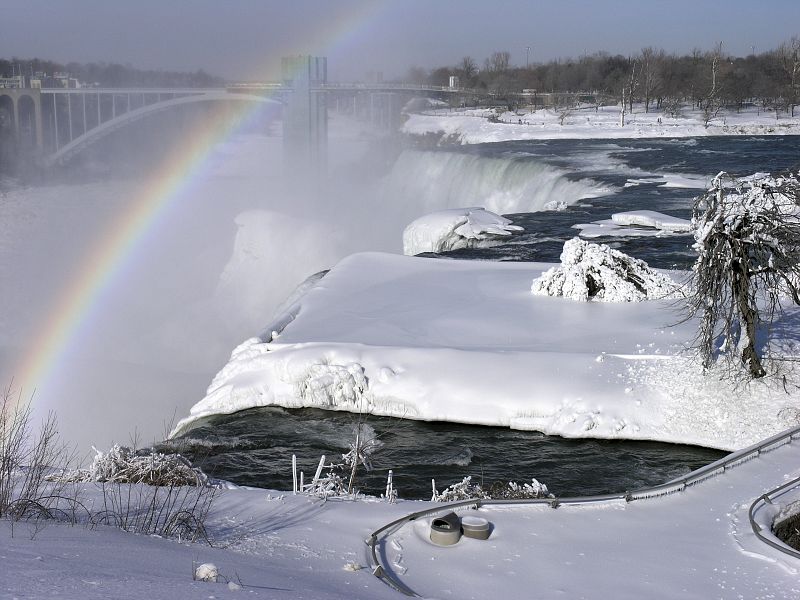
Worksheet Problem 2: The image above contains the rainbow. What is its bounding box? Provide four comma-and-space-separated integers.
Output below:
10, 1, 383, 405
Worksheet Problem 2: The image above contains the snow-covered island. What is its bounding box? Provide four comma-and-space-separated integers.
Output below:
173, 246, 800, 451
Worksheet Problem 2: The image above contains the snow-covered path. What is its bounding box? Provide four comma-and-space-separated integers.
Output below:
379, 435, 800, 599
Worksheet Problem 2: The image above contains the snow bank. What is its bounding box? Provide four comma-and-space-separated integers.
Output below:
173, 252, 800, 451
531, 238, 681, 302
402, 104, 800, 144
402, 207, 523, 255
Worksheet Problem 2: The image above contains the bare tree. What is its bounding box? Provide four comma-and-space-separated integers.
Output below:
620, 58, 639, 126
700, 43, 725, 127
485, 51, 511, 73
458, 56, 478, 79
687, 171, 800, 378
777, 37, 800, 117
639, 47, 663, 113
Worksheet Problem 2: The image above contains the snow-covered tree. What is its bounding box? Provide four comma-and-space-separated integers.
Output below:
688, 171, 800, 378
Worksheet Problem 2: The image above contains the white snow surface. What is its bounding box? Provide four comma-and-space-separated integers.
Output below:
4, 433, 800, 600
175, 251, 800, 451
382, 437, 800, 599
530, 238, 681, 302
403, 104, 800, 144
3, 436, 800, 600
402, 207, 523, 255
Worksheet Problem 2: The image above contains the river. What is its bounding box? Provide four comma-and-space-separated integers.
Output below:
167, 134, 799, 498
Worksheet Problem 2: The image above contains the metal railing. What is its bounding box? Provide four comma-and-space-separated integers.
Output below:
749, 475, 800, 560
365, 423, 800, 597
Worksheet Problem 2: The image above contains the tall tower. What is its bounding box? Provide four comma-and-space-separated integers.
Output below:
282, 56, 327, 175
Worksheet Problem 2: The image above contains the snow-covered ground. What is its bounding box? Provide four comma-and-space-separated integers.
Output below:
3, 426, 800, 599
174, 251, 800, 452
403, 104, 800, 144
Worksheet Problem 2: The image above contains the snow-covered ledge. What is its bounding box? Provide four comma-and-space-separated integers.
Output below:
172, 252, 800, 450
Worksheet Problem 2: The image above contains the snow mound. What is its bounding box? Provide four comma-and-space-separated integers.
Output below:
194, 563, 218, 582
531, 238, 680, 302
403, 207, 523, 256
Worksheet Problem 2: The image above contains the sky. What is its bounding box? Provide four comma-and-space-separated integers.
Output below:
1, 0, 799, 82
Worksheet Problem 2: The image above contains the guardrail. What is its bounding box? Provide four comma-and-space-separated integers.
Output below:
366, 423, 800, 597
749, 475, 800, 560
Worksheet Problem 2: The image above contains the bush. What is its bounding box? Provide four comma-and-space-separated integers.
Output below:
432, 476, 552, 502
1, 386, 77, 522
51, 445, 215, 542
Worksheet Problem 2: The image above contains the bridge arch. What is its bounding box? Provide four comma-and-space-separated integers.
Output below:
47, 91, 281, 165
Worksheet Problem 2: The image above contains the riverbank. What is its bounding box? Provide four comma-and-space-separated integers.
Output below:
403, 103, 800, 144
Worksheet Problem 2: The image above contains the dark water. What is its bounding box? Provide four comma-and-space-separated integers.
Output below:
435, 136, 800, 269
166, 407, 725, 499
172, 135, 799, 499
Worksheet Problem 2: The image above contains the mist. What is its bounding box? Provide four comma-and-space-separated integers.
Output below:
1, 104, 385, 449
0, 99, 474, 450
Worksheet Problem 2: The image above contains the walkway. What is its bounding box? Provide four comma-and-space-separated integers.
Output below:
372, 429, 800, 599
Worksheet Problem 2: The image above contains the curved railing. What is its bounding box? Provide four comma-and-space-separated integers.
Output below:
365, 423, 800, 597
749, 475, 800, 560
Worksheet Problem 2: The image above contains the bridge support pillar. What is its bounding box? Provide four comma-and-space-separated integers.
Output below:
282, 55, 328, 177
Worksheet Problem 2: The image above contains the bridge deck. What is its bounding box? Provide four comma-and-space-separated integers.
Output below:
378, 438, 800, 598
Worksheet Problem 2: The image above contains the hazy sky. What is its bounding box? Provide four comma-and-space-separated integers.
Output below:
2, 0, 799, 81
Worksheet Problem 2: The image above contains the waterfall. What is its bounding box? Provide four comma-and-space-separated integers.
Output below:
383, 149, 612, 215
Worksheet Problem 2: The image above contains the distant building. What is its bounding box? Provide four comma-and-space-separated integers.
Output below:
449, 76, 460, 90
0, 75, 24, 88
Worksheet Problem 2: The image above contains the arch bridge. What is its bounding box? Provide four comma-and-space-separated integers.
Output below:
0, 80, 511, 167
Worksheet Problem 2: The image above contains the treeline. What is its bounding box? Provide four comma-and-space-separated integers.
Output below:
0, 57, 223, 88
408, 38, 800, 116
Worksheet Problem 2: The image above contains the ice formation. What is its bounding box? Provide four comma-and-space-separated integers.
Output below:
402, 207, 523, 255
611, 210, 691, 232
575, 210, 692, 239
531, 237, 680, 302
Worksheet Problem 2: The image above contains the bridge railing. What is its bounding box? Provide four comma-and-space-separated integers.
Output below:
39, 87, 224, 95
365, 423, 800, 597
